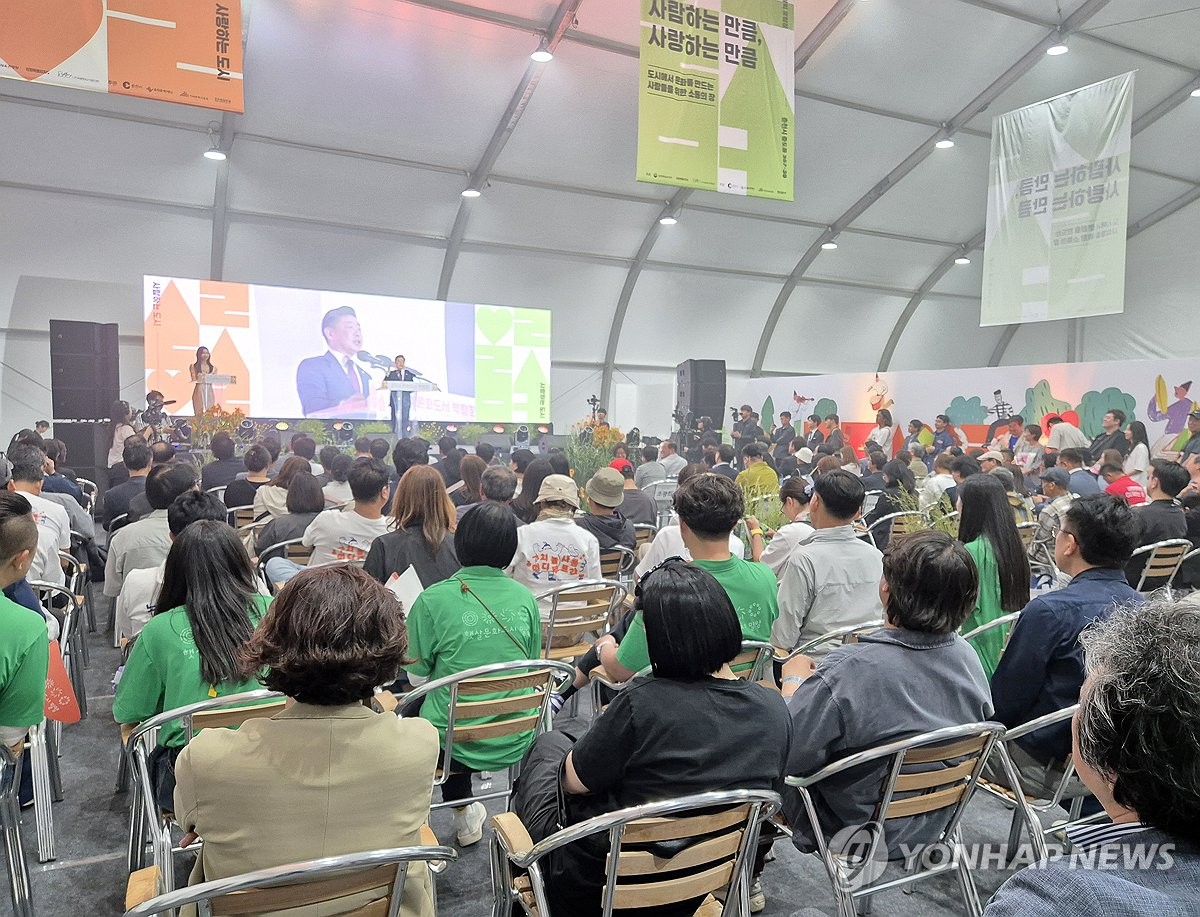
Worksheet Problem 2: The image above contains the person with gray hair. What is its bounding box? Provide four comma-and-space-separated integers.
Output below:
985, 596, 1200, 915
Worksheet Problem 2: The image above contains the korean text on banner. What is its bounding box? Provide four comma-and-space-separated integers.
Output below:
0, 0, 244, 113
981, 72, 1135, 327
637, 0, 795, 201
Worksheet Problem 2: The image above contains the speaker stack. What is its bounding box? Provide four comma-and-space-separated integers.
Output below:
676, 359, 727, 428
50, 320, 120, 488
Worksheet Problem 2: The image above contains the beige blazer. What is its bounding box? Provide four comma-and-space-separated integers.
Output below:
175, 702, 439, 917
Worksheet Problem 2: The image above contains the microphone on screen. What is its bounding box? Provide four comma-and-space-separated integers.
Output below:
356, 352, 395, 370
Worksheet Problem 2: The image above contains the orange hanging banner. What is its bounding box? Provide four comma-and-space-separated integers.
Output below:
44, 641, 82, 725
0, 0, 244, 113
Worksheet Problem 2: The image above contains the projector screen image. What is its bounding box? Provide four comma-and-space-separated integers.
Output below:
143, 277, 551, 423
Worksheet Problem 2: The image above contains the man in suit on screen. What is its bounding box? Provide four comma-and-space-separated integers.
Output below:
295, 306, 374, 417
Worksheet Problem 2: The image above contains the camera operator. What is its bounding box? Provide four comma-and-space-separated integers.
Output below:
133, 390, 174, 442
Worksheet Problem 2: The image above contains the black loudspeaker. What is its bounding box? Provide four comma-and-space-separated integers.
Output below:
55, 422, 111, 488
676, 359, 726, 427
50, 320, 119, 421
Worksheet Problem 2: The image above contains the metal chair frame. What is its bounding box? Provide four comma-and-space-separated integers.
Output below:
642, 477, 679, 528
1128, 538, 1193, 592
0, 746, 33, 916
1015, 521, 1038, 553
598, 547, 637, 589
123, 844, 457, 917
535, 579, 629, 649
19, 722, 58, 863
29, 581, 86, 720
861, 489, 884, 518
490, 788, 780, 917
58, 550, 95, 662
864, 511, 925, 549
124, 690, 286, 880
785, 722, 1042, 917
256, 537, 314, 587
1166, 546, 1200, 593
976, 705, 1106, 860
776, 622, 883, 664
203, 485, 227, 506
76, 477, 98, 515
107, 512, 131, 533
398, 660, 576, 811
632, 524, 658, 551
961, 610, 1022, 647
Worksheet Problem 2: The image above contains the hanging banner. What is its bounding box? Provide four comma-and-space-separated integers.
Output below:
981, 72, 1134, 327
0, 0, 244, 113
637, 0, 795, 201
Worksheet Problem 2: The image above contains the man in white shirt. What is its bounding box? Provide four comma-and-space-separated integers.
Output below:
114, 490, 230, 645
103, 463, 197, 598
918, 453, 955, 511
658, 441, 687, 478
507, 474, 601, 612
263, 460, 392, 585
6, 462, 71, 587
1045, 415, 1091, 452
773, 470, 884, 655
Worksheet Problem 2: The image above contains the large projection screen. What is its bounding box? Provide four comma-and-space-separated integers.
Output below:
144, 277, 551, 423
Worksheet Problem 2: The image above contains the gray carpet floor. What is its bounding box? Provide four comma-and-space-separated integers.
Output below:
9, 595, 1065, 917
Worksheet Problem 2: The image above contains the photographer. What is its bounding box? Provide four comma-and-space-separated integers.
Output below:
134, 390, 173, 441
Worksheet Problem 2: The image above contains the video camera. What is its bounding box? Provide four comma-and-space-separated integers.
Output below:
138, 391, 175, 428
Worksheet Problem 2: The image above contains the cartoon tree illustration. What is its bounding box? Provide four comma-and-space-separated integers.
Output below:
1020, 380, 1072, 426
945, 396, 989, 425
812, 398, 838, 421
1076, 388, 1137, 437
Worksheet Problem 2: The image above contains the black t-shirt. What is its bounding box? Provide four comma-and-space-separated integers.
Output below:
223, 478, 265, 510
556, 676, 790, 916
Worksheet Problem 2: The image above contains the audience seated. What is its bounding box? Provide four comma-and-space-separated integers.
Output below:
363, 465, 461, 589
772, 470, 884, 654
779, 530, 990, 856
175, 563, 439, 917
956, 475, 1030, 678
353, 436, 372, 459
945, 455, 980, 507
199, 432, 242, 492
709, 443, 737, 480
919, 452, 955, 510
1029, 467, 1075, 565
658, 440, 687, 478
1124, 459, 1189, 588
405, 503, 540, 845
113, 520, 269, 810
434, 436, 462, 488
116, 491, 230, 644
859, 450, 888, 491
314, 444, 339, 485
264, 460, 393, 586
509, 448, 536, 496
260, 434, 284, 475
5, 459, 72, 587
513, 560, 790, 917
597, 473, 778, 683
465, 465, 520, 523
1088, 409, 1130, 462
1057, 448, 1101, 495
287, 433, 321, 475
38, 438, 84, 506
252, 455, 312, 520
222, 444, 271, 510
104, 439, 152, 528
736, 443, 779, 497
1100, 461, 1148, 506
990, 494, 1141, 798
321, 452, 354, 506
633, 445, 667, 488
126, 445, 176, 523
609, 460, 656, 526
474, 441, 497, 466
0, 494, 50, 753
1123, 421, 1151, 485
452, 454, 487, 518
637, 465, 745, 574
761, 477, 815, 576
507, 474, 601, 605
575, 468, 635, 551
103, 463, 197, 598
989, 466, 1034, 522
254, 474, 326, 563
986, 597, 1200, 916
510, 458, 554, 525
861, 459, 917, 548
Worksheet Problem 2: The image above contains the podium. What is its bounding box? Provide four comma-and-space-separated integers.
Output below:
204, 374, 237, 386
384, 381, 435, 395
385, 381, 436, 436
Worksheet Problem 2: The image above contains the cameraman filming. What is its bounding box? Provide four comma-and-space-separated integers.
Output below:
134, 390, 174, 442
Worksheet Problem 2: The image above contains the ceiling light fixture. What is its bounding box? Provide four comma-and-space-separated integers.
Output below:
203, 122, 226, 160
1191, 87, 1200, 98
954, 256, 971, 265
821, 240, 838, 251
659, 215, 678, 226
461, 187, 482, 199
935, 138, 955, 149
1046, 32, 1069, 55
530, 41, 553, 63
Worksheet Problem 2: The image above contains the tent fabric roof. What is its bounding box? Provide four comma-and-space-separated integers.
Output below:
1, 0, 1197, 418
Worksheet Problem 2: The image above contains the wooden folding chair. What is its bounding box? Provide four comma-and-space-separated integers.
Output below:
866, 511, 924, 548
1016, 521, 1038, 552
1169, 546, 1200, 592
396, 660, 575, 810
633, 524, 657, 550
961, 610, 1022, 661
1129, 538, 1193, 591
491, 788, 780, 917
599, 547, 637, 587
229, 505, 256, 528
123, 844, 457, 917
0, 746, 33, 916
785, 722, 1041, 917
535, 580, 628, 661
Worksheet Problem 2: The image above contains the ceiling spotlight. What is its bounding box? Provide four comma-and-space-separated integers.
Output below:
935, 138, 955, 149
1046, 35, 1069, 55
659, 215, 678, 226
203, 147, 227, 161
1191, 88, 1200, 98
821, 240, 838, 251
954, 256, 971, 265
461, 187, 482, 198
530, 42, 553, 63
203, 121, 226, 160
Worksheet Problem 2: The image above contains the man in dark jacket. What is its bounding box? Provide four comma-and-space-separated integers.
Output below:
575, 468, 635, 550
1125, 459, 1190, 588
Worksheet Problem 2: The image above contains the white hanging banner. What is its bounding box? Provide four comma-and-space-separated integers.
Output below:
981, 72, 1135, 327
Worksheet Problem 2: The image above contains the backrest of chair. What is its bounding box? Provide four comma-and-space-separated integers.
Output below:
109, 512, 131, 532
1016, 521, 1038, 550
284, 541, 314, 565
207, 863, 403, 917
599, 548, 635, 581
1173, 547, 1200, 588
878, 729, 995, 832
1134, 539, 1192, 589
447, 667, 560, 745
232, 506, 255, 528
205, 486, 228, 506
29, 581, 77, 645
729, 642, 774, 682
540, 581, 624, 650
889, 512, 924, 537
633, 524, 657, 549
186, 699, 288, 737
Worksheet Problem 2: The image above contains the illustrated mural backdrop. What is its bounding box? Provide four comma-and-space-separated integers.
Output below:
735, 357, 1199, 457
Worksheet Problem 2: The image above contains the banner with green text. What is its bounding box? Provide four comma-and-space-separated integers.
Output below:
637, 0, 795, 200
981, 72, 1135, 327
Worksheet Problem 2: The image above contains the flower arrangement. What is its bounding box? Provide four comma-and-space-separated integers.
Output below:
189, 405, 246, 449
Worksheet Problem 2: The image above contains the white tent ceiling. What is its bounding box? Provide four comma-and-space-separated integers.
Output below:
1, 0, 1198, 430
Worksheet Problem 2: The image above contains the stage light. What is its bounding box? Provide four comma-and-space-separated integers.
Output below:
935, 138, 955, 149
515, 425, 530, 446
492, 424, 507, 434
203, 121, 226, 160
461, 187, 481, 198
659, 215, 678, 226
1191, 88, 1200, 98
203, 147, 227, 161
536, 425, 551, 434
1046, 41, 1068, 55
530, 42, 553, 63
821, 241, 838, 251
274, 421, 289, 430
954, 256, 972, 265
445, 424, 459, 433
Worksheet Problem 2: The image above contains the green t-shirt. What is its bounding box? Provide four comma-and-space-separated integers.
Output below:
405, 566, 542, 771
0, 593, 49, 731
113, 594, 270, 749
615, 556, 779, 673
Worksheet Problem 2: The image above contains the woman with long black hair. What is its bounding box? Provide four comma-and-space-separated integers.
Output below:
956, 474, 1030, 677
1124, 419, 1151, 486
510, 457, 554, 525
189, 345, 216, 415
114, 520, 269, 810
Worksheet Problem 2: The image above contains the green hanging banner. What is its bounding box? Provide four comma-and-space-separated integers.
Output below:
637, 0, 795, 201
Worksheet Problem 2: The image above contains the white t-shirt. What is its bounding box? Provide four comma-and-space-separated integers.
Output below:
15, 490, 71, 587
115, 562, 164, 645
107, 423, 137, 467
322, 480, 353, 506
1124, 442, 1150, 485
1046, 422, 1090, 451
636, 525, 745, 578
866, 425, 896, 455
302, 508, 392, 567
760, 520, 816, 576
507, 515, 601, 605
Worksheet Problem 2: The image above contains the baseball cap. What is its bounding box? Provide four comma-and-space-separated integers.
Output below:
609, 458, 634, 477
586, 468, 626, 508
1189, 409, 1200, 420
535, 474, 580, 509
979, 451, 1004, 462
1041, 467, 1070, 487
796, 447, 814, 463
